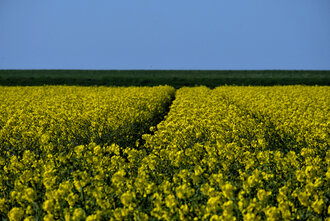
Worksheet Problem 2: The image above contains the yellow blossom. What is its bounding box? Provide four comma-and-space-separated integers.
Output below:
8, 207, 24, 221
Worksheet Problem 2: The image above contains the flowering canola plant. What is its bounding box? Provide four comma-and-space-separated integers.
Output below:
0, 85, 329, 220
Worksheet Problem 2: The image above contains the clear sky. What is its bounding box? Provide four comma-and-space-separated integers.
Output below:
1, 0, 330, 70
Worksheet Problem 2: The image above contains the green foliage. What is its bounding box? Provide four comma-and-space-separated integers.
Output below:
0, 70, 329, 87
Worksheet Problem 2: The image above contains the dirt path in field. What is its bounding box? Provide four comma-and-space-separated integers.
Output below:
136, 89, 177, 148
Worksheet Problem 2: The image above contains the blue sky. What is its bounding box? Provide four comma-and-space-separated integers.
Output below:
1, 0, 330, 70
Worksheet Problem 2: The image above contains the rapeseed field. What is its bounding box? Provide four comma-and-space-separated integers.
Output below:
0, 86, 328, 220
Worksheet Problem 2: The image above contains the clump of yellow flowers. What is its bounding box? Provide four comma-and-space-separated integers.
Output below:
0, 85, 329, 220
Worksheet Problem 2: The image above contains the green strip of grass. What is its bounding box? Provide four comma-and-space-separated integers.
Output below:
0, 70, 329, 87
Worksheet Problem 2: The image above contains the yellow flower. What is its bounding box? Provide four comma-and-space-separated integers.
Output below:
312, 198, 324, 214
72, 208, 86, 221
43, 214, 55, 221
23, 216, 35, 221
305, 166, 315, 178
247, 176, 256, 187
194, 165, 204, 176
74, 145, 85, 156
8, 207, 24, 221
243, 212, 256, 221
67, 192, 79, 207
221, 210, 236, 221
93, 145, 102, 155
86, 213, 101, 221
74, 180, 83, 192
257, 189, 271, 202
111, 169, 126, 185
0, 85, 329, 220
279, 203, 291, 220
265, 207, 279, 221
296, 170, 305, 182
179, 204, 189, 220
25, 205, 34, 216
222, 183, 234, 199
298, 191, 309, 207
176, 184, 195, 199
24, 188, 36, 202
0, 198, 7, 213
120, 191, 136, 207
43, 199, 54, 212
326, 170, 330, 180
165, 194, 177, 209
210, 215, 221, 221
206, 196, 221, 213
223, 200, 234, 211
10, 191, 21, 201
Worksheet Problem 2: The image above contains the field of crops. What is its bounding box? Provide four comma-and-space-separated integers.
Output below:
0, 85, 329, 220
